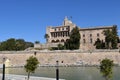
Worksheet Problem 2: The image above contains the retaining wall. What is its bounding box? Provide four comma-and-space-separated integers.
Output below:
0, 50, 120, 67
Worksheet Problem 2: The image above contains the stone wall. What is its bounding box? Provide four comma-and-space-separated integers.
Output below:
0, 50, 120, 67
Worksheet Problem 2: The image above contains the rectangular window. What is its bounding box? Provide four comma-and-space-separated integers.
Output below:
97, 33, 99, 37
83, 34, 85, 37
51, 33, 53, 37
90, 38, 92, 43
90, 34, 92, 37
83, 39, 86, 43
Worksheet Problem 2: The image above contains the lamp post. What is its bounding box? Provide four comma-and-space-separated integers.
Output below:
2, 58, 5, 80
56, 60, 59, 80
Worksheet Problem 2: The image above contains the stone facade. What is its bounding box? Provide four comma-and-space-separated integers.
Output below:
80, 26, 113, 50
43, 17, 115, 50
46, 17, 76, 43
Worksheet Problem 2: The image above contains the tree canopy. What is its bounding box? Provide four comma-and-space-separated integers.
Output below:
44, 34, 49, 42
100, 58, 114, 80
104, 25, 118, 49
94, 25, 118, 49
24, 56, 39, 80
0, 38, 33, 51
64, 27, 80, 50
94, 38, 105, 49
57, 44, 64, 50
35, 41, 40, 44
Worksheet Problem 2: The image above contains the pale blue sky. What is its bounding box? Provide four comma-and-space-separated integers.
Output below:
0, 0, 120, 43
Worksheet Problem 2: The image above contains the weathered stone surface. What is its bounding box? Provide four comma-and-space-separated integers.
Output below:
0, 50, 120, 67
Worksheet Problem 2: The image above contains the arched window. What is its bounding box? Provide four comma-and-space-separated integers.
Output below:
61, 39, 64, 42
56, 40, 60, 42
66, 39, 69, 42
51, 40, 55, 43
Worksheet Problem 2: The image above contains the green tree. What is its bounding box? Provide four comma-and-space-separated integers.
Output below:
0, 38, 16, 51
0, 41, 7, 51
44, 34, 49, 43
64, 27, 80, 50
94, 39, 105, 49
25, 42, 34, 49
24, 56, 39, 80
104, 29, 113, 49
16, 39, 26, 50
100, 58, 114, 80
64, 39, 70, 50
0, 38, 34, 51
57, 44, 64, 50
94, 38, 102, 49
111, 25, 118, 49
103, 25, 118, 49
35, 41, 40, 44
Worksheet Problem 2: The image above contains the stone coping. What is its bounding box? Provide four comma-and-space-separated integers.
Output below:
0, 49, 119, 54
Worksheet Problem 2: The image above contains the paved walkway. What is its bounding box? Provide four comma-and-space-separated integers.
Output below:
0, 74, 65, 80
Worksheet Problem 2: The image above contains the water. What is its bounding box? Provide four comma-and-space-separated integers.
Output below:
0, 67, 120, 80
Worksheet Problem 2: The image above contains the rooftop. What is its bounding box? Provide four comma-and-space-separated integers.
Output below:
80, 26, 114, 31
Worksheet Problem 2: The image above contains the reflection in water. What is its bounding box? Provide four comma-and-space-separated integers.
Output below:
5, 68, 9, 74
0, 67, 120, 80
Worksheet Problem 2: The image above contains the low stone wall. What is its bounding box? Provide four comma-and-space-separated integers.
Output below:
0, 50, 120, 67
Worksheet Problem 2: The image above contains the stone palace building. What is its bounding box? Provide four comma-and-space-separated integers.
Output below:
34, 17, 115, 50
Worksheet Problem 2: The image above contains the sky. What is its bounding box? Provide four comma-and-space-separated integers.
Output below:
0, 0, 120, 43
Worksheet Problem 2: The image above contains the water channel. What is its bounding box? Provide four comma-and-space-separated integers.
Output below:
0, 67, 120, 80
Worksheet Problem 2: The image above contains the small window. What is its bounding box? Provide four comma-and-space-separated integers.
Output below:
83, 34, 85, 37
90, 38, 92, 43
61, 39, 64, 42
62, 28, 64, 30
83, 39, 86, 43
90, 34, 92, 37
97, 33, 99, 37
